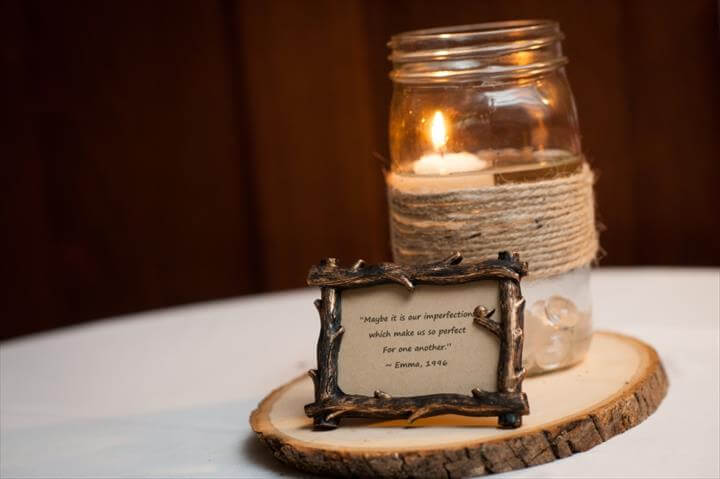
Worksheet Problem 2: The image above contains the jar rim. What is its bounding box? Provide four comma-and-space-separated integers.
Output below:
388, 20, 566, 84
389, 19, 559, 45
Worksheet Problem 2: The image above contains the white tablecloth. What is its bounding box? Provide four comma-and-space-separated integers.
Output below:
1, 268, 718, 478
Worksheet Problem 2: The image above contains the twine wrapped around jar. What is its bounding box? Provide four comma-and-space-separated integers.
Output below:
388, 163, 599, 279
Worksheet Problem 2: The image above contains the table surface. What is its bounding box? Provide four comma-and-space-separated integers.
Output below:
1, 268, 718, 479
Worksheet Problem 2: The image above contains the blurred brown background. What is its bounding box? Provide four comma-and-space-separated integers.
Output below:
2, 0, 719, 339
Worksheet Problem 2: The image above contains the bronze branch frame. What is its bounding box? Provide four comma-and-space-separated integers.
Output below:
305, 251, 529, 430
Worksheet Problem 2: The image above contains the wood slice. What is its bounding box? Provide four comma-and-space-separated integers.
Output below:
250, 331, 668, 478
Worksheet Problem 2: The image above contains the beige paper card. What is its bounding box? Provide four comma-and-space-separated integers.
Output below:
337, 282, 500, 397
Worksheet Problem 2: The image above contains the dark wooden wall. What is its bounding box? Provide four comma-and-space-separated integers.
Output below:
2, 0, 719, 339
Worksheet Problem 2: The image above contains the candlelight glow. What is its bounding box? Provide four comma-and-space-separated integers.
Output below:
430, 111, 447, 151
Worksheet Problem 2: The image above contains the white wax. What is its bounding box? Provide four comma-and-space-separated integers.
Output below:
387, 151, 495, 194
413, 151, 489, 175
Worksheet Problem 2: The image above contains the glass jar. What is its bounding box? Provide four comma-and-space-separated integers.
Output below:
386, 20, 596, 374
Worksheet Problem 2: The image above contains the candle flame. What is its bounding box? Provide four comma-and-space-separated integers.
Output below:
430, 111, 447, 151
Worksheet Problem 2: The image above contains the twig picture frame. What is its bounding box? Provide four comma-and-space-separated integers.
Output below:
305, 251, 529, 430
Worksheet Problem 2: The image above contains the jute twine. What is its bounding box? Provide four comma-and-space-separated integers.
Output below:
388, 163, 599, 279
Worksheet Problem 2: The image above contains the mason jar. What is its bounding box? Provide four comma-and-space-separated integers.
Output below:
386, 20, 598, 374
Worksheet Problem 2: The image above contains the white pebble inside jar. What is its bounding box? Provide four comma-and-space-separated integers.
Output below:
522, 266, 593, 374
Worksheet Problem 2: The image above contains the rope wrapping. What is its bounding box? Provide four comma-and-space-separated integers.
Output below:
387, 163, 599, 279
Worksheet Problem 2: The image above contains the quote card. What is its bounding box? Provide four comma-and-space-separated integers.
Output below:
337, 281, 500, 397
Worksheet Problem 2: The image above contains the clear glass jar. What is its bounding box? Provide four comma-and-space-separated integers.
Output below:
386, 20, 594, 374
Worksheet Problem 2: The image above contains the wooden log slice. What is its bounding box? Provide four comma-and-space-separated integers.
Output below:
250, 331, 668, 478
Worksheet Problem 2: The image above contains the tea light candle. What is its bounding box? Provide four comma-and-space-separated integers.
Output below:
413, 151, 488, 175
387, 111, 495, 194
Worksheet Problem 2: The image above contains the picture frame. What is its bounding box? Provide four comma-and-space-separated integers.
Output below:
304, 251, 529, 430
